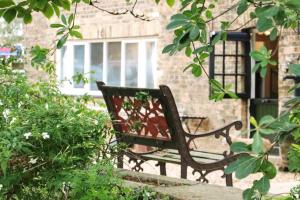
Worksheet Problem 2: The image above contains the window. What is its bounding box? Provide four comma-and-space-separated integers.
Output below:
56, 39, 157, 96
209, 32, 251, 99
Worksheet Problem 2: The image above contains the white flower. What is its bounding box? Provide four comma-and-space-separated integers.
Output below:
24, 132, 32, 139
18, 102, 23, 108
0, 184, 3, 190
45, 103, 49, 110
3, 109, 10, 120
0, 100, 3, 106
10, 117, 16, 125
29, 158, 38, 164
42, 132, 50, 139
92, 160, 97, 165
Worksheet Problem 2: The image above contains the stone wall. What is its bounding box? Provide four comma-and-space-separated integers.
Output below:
23, 0, 295, 137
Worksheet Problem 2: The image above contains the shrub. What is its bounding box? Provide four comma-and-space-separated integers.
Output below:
0, 58, 111, 198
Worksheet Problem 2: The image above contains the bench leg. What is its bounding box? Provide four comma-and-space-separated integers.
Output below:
225, 174, 233, 187
117, 154, 124, 168
158, 162, 166, 176
181, 163, 187, 179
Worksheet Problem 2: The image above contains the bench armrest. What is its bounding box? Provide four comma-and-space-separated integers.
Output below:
185, 121, 243, 147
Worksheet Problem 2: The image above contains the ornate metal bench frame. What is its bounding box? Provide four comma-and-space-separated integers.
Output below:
97, 81, 244, 186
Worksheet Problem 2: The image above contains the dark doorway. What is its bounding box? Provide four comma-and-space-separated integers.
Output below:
250, 32, 279, 155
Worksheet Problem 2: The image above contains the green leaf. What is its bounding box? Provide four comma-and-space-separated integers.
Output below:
50, 23, 65, 28
205, 10, 212, 19
23, 13, 32, 24
57, 34, 68, 49
70, 30, 83, 39
171, 14, 188, 20
289, 64, 300, 76
0, 160, 7, 177
166, 20, 188, 30
162, 44, 176, 54
260, 67, 267, 78
225, 156, 252, 174
225, 156, 262, 179
252, 63, 260, 73
68, 13, 74, 24
259, 128, 275, 135
235, 156, 262, 179
3, 7, 16, 23
43, 3, 54, 19
250, 51, 264, 61
211, 32, 222, 45
35, 0, 47, 10
61, 0, 71, 11
185, 46, 192, 57
259, 115, 275, 126
286, 0, 300, 10
61, 14, 67, 25
260, 6, 280, 18
52, 3, 60, 17
0, 0, 14, 8
254, 176, 270, 195
237, 0, 248, 15
191, 64, 202, 77
257, 17, 273, 32
270, 28, 278, 41
166, 0, 175, 7
189, 26, 199, 40
230, 142, 249, 153
261, 160, 277, 179
252, 133, 263, 154
243, 188, 255, 200
250, 116, 258, 128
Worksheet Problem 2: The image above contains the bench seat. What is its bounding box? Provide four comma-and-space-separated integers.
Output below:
139, 149, 224, 165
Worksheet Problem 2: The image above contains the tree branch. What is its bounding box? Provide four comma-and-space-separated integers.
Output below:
90, 0, 151, 21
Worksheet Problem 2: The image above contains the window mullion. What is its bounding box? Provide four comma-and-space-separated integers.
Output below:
139, 41, 146, 87
152, 41, 157, 88
121, 42, 125, 86
67, 44, 74, 90
84, 43, 91, 92
103, 42, 107, 83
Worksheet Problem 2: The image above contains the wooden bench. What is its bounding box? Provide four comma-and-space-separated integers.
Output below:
97, 82, 244, 186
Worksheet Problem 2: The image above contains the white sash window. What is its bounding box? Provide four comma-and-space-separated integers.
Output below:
56, 38, 157, 96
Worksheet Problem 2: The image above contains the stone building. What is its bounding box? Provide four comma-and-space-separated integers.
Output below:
22, 0, 297, 157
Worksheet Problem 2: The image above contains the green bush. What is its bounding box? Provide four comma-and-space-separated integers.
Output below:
0, 58, 112, 198
0, 58, 173, 200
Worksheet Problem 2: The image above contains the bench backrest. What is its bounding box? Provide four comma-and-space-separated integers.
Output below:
97, 82, 187, 150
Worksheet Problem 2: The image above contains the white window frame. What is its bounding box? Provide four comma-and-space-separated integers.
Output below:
56, 38, 157, 96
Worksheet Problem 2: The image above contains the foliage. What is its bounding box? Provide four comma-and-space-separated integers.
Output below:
0, 58, 173, 199
6, 162, 172, 200
225, 63, 300, 199
0, 57, 116, 199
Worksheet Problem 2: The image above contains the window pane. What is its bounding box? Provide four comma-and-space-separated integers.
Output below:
146, 42, 155, 88
90, 43, 103, 90
74, 45, 85, 88
107, 42, 121, 86
125, 43, 138, 87
60, 46, 66, 82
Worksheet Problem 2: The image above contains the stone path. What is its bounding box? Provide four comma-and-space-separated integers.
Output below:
123, 157, 300, 195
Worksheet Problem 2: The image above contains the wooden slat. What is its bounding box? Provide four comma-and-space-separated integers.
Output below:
140, 153, 181, 164
166, 149, 224, 161
139, 149, 222, 165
